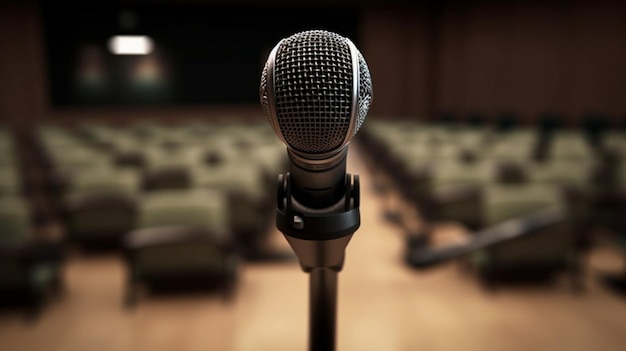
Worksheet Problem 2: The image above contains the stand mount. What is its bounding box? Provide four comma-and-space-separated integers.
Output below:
276, 172, 360, 351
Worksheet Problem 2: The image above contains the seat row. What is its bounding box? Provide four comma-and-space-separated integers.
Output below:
31, 121, 288, 256
358, 119, 626, 290
1, 129, 63, 315
1, 120, 290, 315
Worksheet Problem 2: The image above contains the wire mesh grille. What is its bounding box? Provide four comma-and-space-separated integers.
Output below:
356, 51, 372, 135
274, 30, 352, 154
260, 30, 372, 155
260, 61, 270, 118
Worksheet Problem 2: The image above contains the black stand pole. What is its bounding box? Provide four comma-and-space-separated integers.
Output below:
275, 173, 360, 351
309, 268, 338, 351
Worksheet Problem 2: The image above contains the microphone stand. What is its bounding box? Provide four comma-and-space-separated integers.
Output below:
275, 173, 360, 351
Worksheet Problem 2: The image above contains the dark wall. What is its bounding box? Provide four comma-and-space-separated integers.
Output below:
1, 0, 626, 127
0, 1, 46, 129
360, 7, 438, 119
435, 0, 626, 125
41, 3, 360, 107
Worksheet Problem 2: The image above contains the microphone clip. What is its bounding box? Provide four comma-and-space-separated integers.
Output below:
275, 173, 360, 272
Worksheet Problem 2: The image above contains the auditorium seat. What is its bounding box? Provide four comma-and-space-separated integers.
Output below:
470, 184, 583, 290
494, 111, 519, 132
419, 160, 495, 229
104, 132, 150, 169
528, 160, 595, 228
597, 131, 626, 191
75, 122, 120, 152
537, 112, 565, 135
193, 163, 272, 259
123, 189, 238, 306
142, 147, 201, 191
547, 131, 595, 161
434, 112, 458, 127
45, 147, 113, 194
0, 166, 21, 196
581, 113, 610, 148
125, 121, 165, 144
0, 197, 65, 317
61, 168, 140, 248
0, 135, 17, 167
466, 112, 486, 128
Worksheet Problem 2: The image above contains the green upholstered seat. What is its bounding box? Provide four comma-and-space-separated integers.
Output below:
192, 164, 264, 200
549, 132, 594, 162
192, 163, 272, 256
422, 161, 495, 228
125, 121, 165, 143
129, 238, 228, 277
485, 140, 534, 163
49, 148, 112, 169
468, 184, 582, 289
0, 198, 38, 292
0, 197, 32, 245
137, 189, 229, 235
233, 143, 288, 179
68, 168, 141, 196
601, 132, 626, 162
124, 189, 237, 305
482, 184, 561, 225
0, 166, 22, 196
142, 147, 203, 191
527, 161, 595, 235
0, 135, 16, 167
46, 150, 115, 201
528, 160, 592, 187
0, 197, 64, 312
110, 138, 148, 169
431, 161, 495, 192
62, 169, 141, 246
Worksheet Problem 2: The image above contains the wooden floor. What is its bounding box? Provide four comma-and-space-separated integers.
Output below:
1, 145, 626, 351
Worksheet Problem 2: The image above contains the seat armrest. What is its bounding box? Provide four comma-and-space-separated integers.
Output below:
406, 206, 566, 269
0, 238, 65, 263
422, 184, 482, 227
62, 192, 138, 213
124, 226, 232, 251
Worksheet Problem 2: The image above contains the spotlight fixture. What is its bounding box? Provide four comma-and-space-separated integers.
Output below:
108, 35, 154, 55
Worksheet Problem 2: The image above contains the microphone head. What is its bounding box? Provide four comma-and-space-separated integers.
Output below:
260, 30, 372, 157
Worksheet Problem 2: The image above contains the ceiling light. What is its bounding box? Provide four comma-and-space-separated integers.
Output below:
108, 35, 154, 55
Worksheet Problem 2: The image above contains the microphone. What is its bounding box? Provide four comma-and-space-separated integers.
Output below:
260, 30, 373, 210
259, 30, 372, 351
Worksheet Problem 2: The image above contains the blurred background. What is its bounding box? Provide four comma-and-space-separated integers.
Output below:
1, 0, 626, 350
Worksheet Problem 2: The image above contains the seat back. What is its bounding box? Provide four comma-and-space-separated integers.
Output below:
143, 147, 202, 191
192, 163, 271, 250
127, 189, 232, 282
137, 189, 229, 235
0, 197, 32, 288
421, 161, 495, 228
528, 160, 592, 188
131, 239, 226, 278
0, 167, 21, 196
0, 197, 32, 245
477, 184, 576, 272
483, 184, 562, 226
488, 220, 575, 269
62, 169, 140, 243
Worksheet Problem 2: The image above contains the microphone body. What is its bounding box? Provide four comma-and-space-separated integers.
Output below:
261, 30, 372, 211
260, 29, 372, 264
